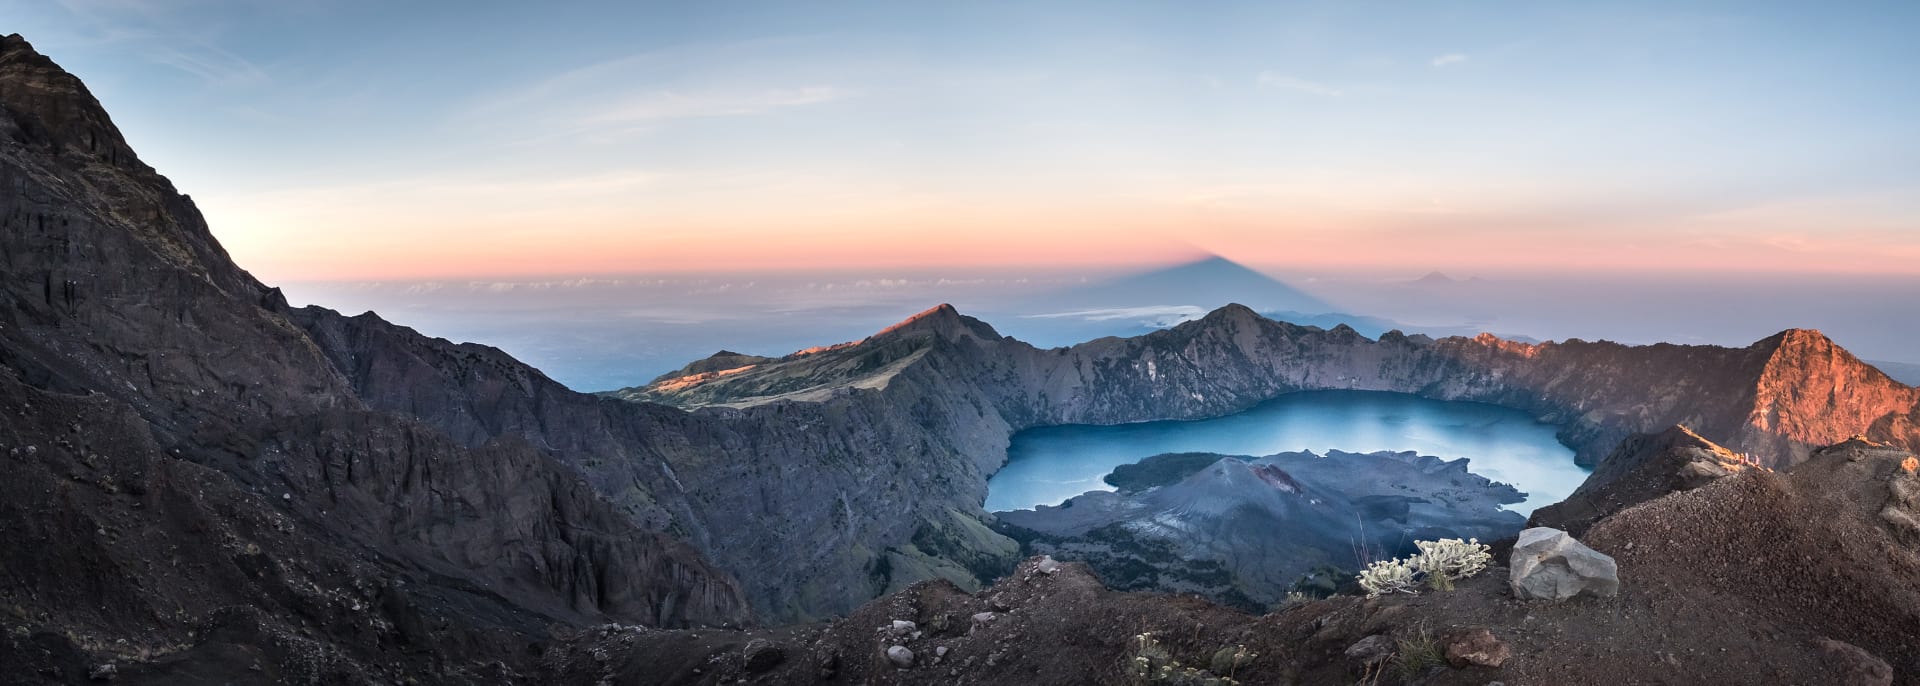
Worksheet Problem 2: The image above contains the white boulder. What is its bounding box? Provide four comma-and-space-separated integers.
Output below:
1509, 527, 1619, 600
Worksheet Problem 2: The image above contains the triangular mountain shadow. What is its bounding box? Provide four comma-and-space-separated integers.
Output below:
1018, 254, 1337, 315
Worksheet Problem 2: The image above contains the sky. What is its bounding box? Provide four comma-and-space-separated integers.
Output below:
5, 0, 1919, 281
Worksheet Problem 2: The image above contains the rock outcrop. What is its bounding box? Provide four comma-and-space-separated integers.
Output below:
1528, 425, 1752, 536
1508, 528, 1619, 600
1583, 438, 1920, 676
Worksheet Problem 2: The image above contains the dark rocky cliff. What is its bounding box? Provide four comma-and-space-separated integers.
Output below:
0, 33, 748, 682
290, 305, 1022, 622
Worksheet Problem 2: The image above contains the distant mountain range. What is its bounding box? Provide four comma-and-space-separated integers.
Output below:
1871, 359, 1920, 386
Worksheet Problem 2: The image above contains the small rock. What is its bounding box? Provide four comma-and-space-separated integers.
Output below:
1035, 556, 1061, 575
1443, 627, 1511, 668
889, 619, 916, 635
1509, 527, 1619, 601
886, 645, 915, 668
742, 638, 783, 673
971, 612, 996, 625
1345, 634, 1394, 667
1814, 638, 1892, 686
815, 650, 840, 679
935, 646, 949, 658
88, 663, 116, 681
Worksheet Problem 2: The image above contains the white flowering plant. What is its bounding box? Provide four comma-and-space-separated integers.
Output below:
1356, 537, 1492, 597
1412, 538, 1492, 591
1357, 558, 1421, 598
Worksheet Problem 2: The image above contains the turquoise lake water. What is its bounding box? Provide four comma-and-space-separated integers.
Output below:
984, 390, 1588, 515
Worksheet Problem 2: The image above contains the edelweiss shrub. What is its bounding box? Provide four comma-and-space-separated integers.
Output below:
1356, 538, 1492, 596
1412, 538, 1492, 591
1357, 558, 1421, 598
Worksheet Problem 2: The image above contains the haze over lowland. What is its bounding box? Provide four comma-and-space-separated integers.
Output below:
283, 256, 1920, 391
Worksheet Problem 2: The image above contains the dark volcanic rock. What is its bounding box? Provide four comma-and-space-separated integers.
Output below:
1443, 627, 1511, 668
0, 32, 748, 682
291, 305, 1023, 621
1814, 638, 1894, 686
1528, 425, 1752, 536
1583, 438, 1920, 678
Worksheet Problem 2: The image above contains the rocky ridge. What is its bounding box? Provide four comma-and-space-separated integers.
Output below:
1528, 424, 1755, 536
625, 304, 1920, 471
0, 33, 748, 683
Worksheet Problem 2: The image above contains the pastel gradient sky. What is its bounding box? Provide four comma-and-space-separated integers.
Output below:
7, 1, 1918, 280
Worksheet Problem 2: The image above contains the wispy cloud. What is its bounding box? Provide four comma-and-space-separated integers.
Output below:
1255, 72, 1341, 96
220, 169, 669, 215
463, 46, 850, 142
1431, 53, 1469, 68
581, 86, 843, 126
56, 0, 270, 86
1024, 305, 1207, 322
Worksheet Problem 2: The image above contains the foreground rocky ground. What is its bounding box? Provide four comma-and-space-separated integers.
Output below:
550, 437, 1920, 685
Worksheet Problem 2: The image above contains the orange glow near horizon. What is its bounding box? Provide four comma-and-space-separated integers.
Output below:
192, 150, 1920, 282
209, 190, 1920, 281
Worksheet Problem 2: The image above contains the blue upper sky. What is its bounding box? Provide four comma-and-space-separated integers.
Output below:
6, 1, 1918, 279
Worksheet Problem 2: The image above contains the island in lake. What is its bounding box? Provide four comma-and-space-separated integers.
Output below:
994, 449, 1526, 610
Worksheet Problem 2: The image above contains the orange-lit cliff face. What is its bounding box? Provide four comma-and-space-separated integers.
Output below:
1738, 329, 1920, 463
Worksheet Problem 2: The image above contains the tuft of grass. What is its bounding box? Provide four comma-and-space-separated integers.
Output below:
1391, 628, 1444, 683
